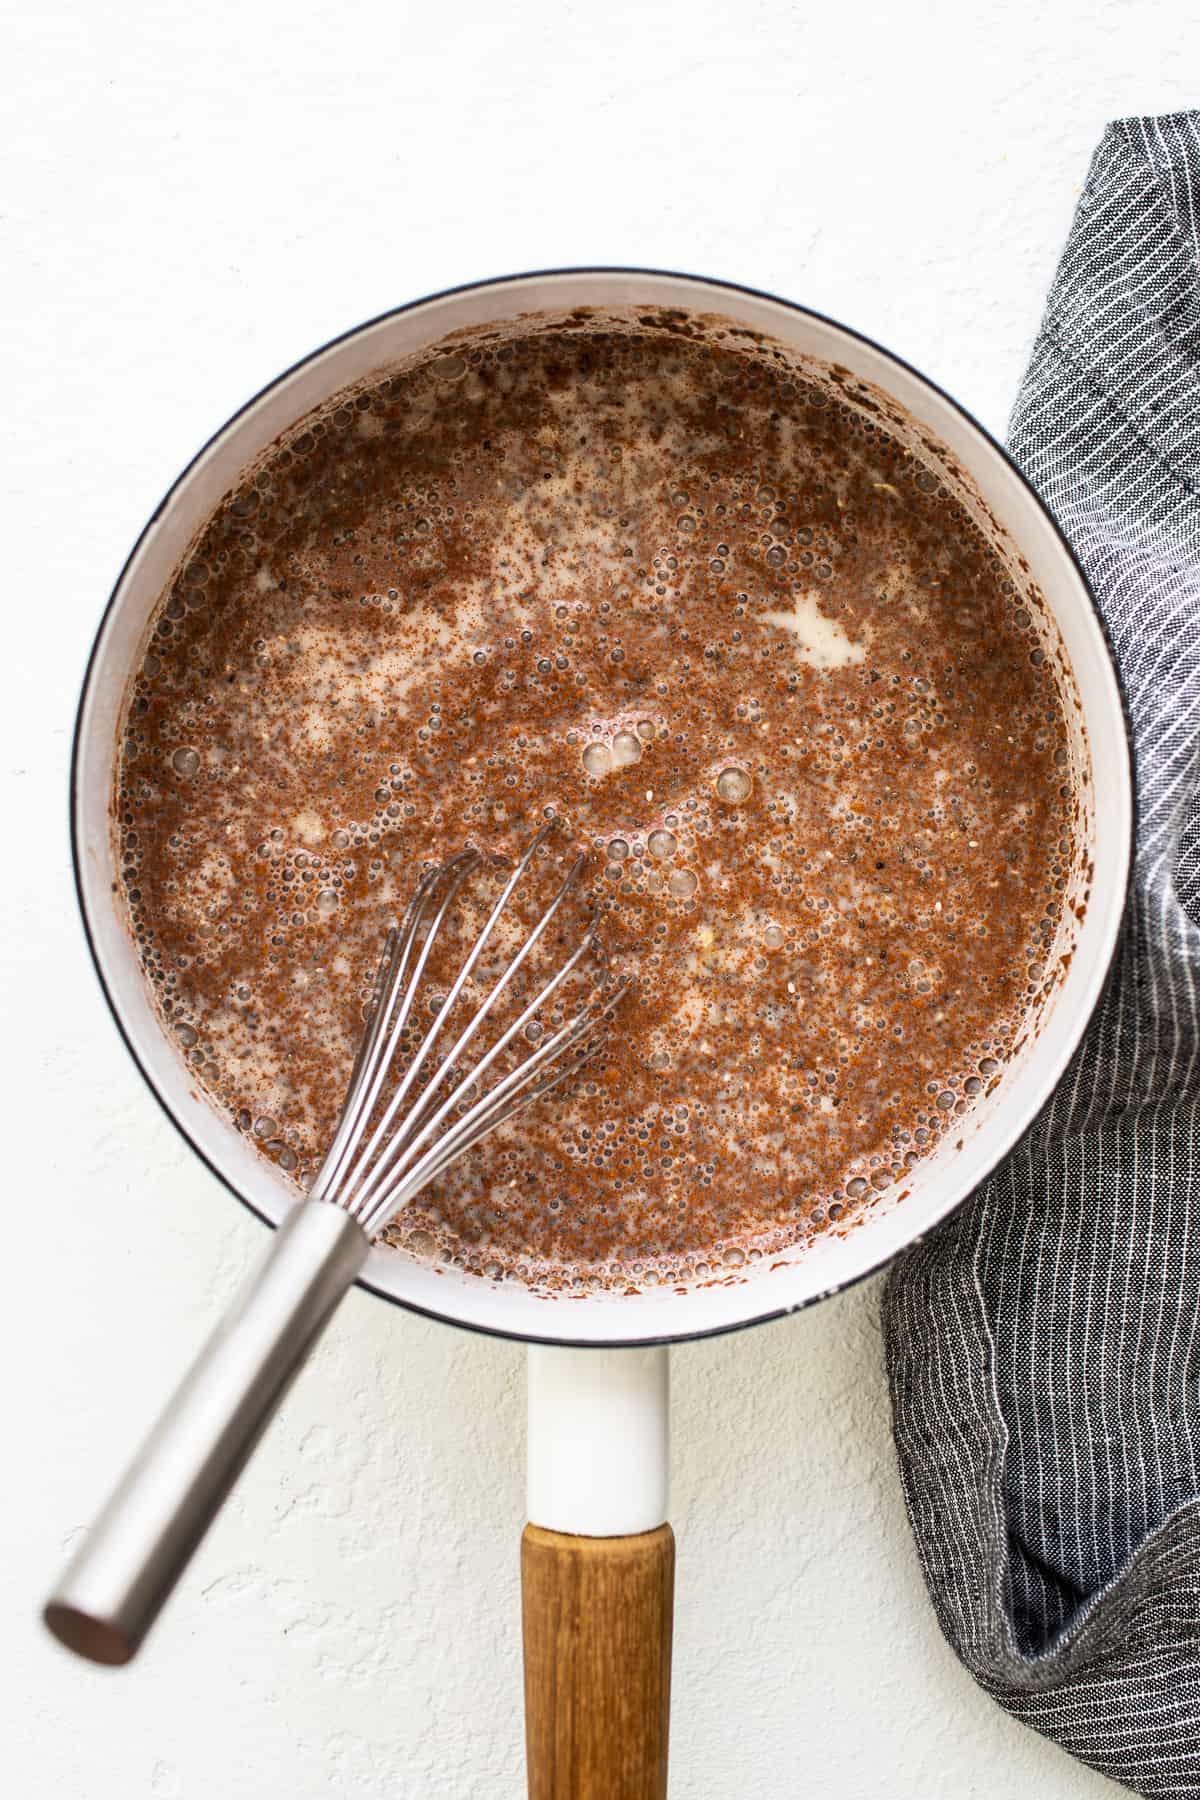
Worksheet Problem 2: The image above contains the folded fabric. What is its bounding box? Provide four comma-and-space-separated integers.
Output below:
884, 112, 1200, 1798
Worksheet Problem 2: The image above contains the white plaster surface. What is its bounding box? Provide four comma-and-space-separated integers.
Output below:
6, 3, 1197, 1793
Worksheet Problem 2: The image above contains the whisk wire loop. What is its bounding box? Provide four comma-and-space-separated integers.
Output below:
309, 853, 477, 1203
314, 827, 622, 1238
364, 979, 629, 1231
346, 832, 581, 1215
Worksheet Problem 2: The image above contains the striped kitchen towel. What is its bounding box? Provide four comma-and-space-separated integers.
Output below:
884, 112, 1200, 1797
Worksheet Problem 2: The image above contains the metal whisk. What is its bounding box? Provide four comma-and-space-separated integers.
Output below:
317, 826, 619, 1233
45, 825, 623, 1666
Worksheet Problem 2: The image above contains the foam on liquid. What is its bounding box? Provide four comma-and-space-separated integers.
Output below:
115, 322, 1076, 1293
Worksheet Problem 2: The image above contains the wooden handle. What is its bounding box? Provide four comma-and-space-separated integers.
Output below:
521, 1522, 675, 1800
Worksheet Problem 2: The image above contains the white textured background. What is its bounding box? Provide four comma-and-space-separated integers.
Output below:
7, 3, 1198, 1794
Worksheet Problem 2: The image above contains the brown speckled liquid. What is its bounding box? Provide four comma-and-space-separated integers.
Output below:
116, 325, 1074, 1291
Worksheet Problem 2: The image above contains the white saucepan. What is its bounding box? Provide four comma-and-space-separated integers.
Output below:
57, 270, 1131, 1797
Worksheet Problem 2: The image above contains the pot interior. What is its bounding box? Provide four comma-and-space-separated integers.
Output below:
73, 271, 1130, 1344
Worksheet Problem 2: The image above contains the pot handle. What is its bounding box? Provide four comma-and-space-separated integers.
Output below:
522, 1346, 673, 1799
522, 1522, 675, 1800
43, 1200, 369, 1665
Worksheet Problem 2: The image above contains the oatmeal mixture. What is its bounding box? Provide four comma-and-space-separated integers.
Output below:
115, 324, 1074, 1288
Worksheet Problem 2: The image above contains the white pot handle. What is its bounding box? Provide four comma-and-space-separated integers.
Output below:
526, 1343, 669, 1536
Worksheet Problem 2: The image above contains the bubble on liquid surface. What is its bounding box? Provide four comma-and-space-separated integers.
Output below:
612, 730, 642, 768
608, 837, 629, 862
636, 720, 656, 741
668, 868, 698, 898
316, 889, 339, 914
172, 747, 201, 778
715, 766, 752, 803
763, 924, 784, 949
647, 829, 677, 860
582, 742, 612, 778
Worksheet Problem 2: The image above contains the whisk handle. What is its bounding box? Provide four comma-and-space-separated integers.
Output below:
43, 1200, 369, 1665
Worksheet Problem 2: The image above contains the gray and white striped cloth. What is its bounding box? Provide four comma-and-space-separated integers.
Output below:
884, 112, 1200, 1797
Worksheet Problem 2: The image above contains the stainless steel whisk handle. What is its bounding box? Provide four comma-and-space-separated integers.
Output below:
45, 830, 620, 1668
44, 1201, 369, 1665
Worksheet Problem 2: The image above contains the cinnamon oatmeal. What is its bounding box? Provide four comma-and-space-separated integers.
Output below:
115, 323, 1075, 1290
